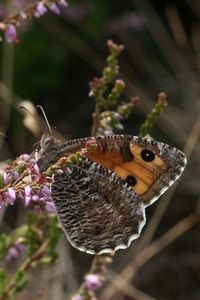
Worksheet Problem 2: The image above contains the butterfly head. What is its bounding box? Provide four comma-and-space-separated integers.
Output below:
37, 134, 62, 172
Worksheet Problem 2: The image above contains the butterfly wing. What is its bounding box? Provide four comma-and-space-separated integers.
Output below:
51, 157, 145, 254
83, 135, 187, 206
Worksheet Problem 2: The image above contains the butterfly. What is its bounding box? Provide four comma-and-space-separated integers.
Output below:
37, 134, 187, 255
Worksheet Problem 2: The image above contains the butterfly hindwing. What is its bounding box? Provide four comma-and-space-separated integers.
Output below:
51, 157, 146, 254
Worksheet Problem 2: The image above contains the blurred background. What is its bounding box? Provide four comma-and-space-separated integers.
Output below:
0, 0, 200, 299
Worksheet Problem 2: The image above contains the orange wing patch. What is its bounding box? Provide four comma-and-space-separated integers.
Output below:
85, 142, 168, 196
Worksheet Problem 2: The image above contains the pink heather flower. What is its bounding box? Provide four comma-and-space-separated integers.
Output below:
2, 170, 19, 185
24, 185, 32, 206
25, 185, 32, 196
19, 154, 30, 161
12, 170, 19, 181
18, 154, 30, 165
103, 129, 114, 135
30, 185, 54, 212
3, 172, 9, 185
33, 163, 40, 175
49, 3, 60, 15
59, 0, 68, 7
32, 195, 39, 202
45, 201, 56, 213
24, 195, 31, 206
36, 2, 47, 16
113, 111, 122, 120
5, 24, 17, 43
3, 188, 16, 205
30, 158, 37, 164
38, 186, 51, 200
85, 274, 103, 291
71, 295, 83, 300
7, 188, 16, 201
6, 246, 18, 260
6, 243, 26, 261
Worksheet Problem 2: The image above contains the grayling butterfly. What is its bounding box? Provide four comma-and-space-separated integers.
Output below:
37, 134, 187, 254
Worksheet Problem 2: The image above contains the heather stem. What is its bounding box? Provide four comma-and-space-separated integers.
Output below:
0, 236, 53, 300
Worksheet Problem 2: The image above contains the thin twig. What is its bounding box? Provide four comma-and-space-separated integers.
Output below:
0, 236, 54, 300
131, 111, 200, 257
100, 207, 200, 299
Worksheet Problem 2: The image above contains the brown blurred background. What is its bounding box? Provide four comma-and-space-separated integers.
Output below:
0, 0, 200, 299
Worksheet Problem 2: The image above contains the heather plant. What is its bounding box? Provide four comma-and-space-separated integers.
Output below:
0, 27, 166, 299
0, 0, 68, 43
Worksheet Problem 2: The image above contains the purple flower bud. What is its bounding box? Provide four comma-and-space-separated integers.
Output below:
29, 158, 37, 166
25, 185, 32, 196
24, 185, 32, 206
5, 24, 17, 43
24, 195, 31, 206
113, 112, 122, 120
45, 201, 56, 213
49, 3, 60, 15
6, 246, 18, 260
39, 186, 51, 200
12, 170, 19, 181
59, 0, 68, 7
36, 2, 47, 16
3, 172, 9, 185
3, 188, 16, 205
33, 163, 40, 175
85, 274, 103, 291
18, 154, 30, 163
8, 188, 16, 201
16, 243, 26, 253
6, 243, 26, 261
103, 129, 113, 135
32, 195, 39, 202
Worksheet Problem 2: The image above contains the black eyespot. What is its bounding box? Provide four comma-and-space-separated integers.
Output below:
141, 149, 155, 162
125, 175, 137, 186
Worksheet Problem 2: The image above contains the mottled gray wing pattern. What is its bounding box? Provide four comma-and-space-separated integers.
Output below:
51, 157, 145, 255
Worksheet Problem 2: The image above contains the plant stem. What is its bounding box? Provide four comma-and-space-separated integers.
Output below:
91, 105, 100, 136
0, 237, 53, 300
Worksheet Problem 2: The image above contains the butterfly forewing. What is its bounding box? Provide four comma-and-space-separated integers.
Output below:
83, 135, 187, 206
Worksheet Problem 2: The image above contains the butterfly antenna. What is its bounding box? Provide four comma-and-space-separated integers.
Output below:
37, 105, 52, 136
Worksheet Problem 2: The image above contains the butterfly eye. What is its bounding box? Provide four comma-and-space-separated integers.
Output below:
125, 175, 137, 187
141, 149, 155, 162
